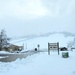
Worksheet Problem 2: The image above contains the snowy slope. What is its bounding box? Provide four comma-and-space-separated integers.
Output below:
10, 33, 74, 51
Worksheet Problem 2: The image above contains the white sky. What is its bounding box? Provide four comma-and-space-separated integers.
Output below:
0, 0, 75, 37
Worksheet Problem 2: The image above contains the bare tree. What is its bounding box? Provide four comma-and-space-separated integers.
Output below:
67, 38, 75, 50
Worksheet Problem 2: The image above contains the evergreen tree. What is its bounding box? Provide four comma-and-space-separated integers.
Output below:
0, 29, 10, 50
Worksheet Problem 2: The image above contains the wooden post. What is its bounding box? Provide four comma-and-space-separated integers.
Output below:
48, 43, 50, 55
57, 42, 59, 55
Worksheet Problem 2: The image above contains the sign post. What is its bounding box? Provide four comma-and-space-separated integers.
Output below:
57, 42, 59, 55
48, 43, 50, 55
48, 42, 59, 55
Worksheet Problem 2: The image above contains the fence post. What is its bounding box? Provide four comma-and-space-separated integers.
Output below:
23, 43, 24, 50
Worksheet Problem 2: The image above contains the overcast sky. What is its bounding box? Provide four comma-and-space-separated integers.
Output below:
0, 0, 75, 37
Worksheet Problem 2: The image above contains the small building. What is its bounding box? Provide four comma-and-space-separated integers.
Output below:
10, 44, 23, 51
0, 44, 23, 52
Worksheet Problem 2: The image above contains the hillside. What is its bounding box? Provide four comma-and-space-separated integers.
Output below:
10, 33, 75, 51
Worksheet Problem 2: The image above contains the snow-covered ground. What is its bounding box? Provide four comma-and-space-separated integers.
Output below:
0, 51, 10, 54
0, 51, 75, 75
0, 33, 75, 75
0, 56, 8, 59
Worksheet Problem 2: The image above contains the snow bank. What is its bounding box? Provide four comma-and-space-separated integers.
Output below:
0, 51, 9, 54
0, 51, 75, 75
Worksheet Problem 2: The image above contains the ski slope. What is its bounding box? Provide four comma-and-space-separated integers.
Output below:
10, 33, 74, 51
